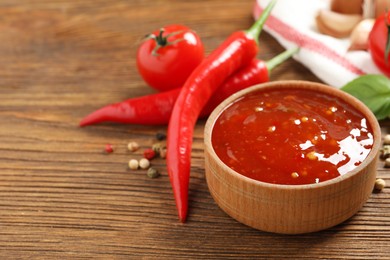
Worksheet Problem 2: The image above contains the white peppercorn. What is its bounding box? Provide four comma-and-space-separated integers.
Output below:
385, 158, 390, 168
128, 159, 139, 170
380, 145, 390, 159
374, 178, 386, 191
139, 158, 150, 169
127, 141, 139, 152
384, 134, 390, 145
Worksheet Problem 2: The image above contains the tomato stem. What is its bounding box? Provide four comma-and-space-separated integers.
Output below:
245, 0, 277, 43
155, 29, 167, 46
146, 29, 186, 56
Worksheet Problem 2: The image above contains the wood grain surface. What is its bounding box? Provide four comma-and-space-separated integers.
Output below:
0, 0, 388, 259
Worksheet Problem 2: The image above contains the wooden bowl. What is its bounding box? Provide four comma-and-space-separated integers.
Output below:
204, 80, 381, 234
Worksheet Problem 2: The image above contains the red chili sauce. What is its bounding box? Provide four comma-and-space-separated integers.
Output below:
211, 88, 374, 185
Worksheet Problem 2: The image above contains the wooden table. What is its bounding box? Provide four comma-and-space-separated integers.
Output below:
1, 1, 389, 258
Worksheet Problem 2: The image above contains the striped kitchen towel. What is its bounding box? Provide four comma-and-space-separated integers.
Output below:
254, 0, 382, 87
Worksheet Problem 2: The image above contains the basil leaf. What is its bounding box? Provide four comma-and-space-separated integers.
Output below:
341, 74, 390, 120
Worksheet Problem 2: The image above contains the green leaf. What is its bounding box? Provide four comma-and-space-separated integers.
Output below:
340, 74, 390, 120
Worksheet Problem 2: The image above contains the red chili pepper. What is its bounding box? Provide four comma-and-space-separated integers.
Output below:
78, 47, 296, 127
368, 10, 390, 77
200, 47, 298, 117
79, 90, 177, 126
167, 0, 276, 222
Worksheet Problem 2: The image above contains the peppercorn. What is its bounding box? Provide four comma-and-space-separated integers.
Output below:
159, 147, 167, 159
385, 158, 390, 168
139, 158, 150, 169
147, 167, 160, 178
156, 132, 166, 141
127, 141, 140, 152
384, 134, 390, 145
128, 159, 139, 170
380, 145, 390, 159
374, 178, 386, 191
152, 143, 163, 153
143, 148, 156, 160
105, 144, 114, 153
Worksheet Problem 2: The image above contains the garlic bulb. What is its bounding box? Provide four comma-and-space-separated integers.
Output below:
331, 0, 364, 14
348, 19, 375, 51
316, 9, 363, 38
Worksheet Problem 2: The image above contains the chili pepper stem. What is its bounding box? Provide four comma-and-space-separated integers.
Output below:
265, 47, 300, 72
246, 0, 277, 42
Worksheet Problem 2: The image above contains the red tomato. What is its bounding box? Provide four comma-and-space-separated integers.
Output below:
136, 24, 204, 92
368, 12, 390, 77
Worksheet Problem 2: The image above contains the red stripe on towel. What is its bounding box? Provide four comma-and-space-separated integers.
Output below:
253, 1, 365, 76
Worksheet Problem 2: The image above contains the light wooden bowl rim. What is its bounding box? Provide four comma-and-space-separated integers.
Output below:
204, 80, 382, 191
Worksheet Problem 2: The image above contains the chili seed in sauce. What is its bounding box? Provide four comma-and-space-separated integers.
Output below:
291, 172, 299, 178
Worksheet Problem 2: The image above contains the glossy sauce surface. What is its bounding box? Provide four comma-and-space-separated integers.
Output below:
211, 88, 374, 185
